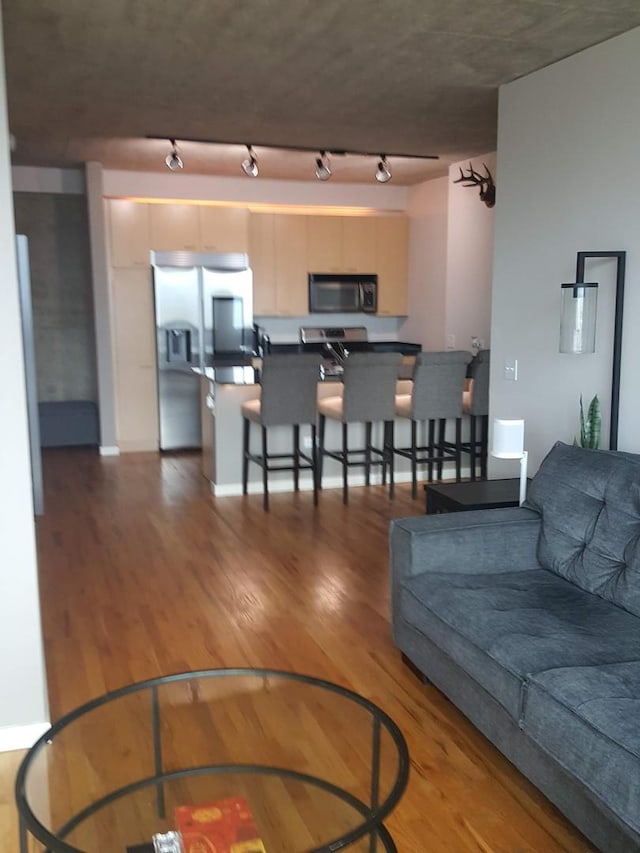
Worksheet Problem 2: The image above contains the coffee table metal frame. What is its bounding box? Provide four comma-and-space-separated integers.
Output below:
15, 668, 410, 853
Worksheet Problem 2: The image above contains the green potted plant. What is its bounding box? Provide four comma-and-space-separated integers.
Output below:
576, 394, 601, 449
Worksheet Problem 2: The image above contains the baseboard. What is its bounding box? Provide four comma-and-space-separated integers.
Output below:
212, 467, 474, 497
99, 445, 120, 457
0, 720, 50, 753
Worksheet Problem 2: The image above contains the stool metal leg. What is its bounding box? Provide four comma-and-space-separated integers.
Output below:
261, 425, 269, 511
437, 418, 446, 480
311, 424, 318, 505
427, 419, 435, 481
342, 422, 349, 505
242, 417, 250, 495
318, 414, 326, 488
386, 421, 395, 500
480, 414, 489, 479
455, 417, 462, 482
470, 415, 477, 481
365, 422, 372, 486
411, 420, 418, 499
293, 424, 300, 491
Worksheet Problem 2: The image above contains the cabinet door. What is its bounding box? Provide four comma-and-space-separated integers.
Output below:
109, 200, 150, 268
249, 213, 277, 315
200, 206, 249, 253
306, 215, 343, 273
376, 217, 409, 316
149, 203, 200, 252
275, 215, 308, 315
343, 217, 377, 273
111, 269, 159, 450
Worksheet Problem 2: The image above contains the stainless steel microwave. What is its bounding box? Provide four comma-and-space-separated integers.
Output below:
308, 273, 377, 314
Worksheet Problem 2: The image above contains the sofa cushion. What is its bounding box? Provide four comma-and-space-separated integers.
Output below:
524, 662, 640, 836
400, 567, 640, 720
525, 442, 640, 617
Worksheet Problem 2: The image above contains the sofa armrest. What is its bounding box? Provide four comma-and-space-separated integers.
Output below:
390, 507, 542, 580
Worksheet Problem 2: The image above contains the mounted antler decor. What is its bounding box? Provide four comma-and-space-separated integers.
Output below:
454, 163, 495, 208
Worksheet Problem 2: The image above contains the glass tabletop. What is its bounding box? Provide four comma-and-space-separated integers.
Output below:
16, 669, 409, 852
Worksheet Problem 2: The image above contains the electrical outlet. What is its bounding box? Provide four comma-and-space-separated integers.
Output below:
303, 436, 314, 449
503, 358, 518, 381
446, 334, 455, 349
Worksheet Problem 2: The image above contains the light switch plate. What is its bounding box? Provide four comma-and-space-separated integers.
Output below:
503, 358, 518, 381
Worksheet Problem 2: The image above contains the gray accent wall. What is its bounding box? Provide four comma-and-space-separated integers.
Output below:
13, 192, 97, 402
490, 26, 640, 472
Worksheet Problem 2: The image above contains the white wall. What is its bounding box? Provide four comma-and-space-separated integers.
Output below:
402, 156, 495, 354
403, 176, 449, 349
445, 153, 495, 353
103, 169, 409, 210
491, 26, 640, 472
0, 10, 49, 750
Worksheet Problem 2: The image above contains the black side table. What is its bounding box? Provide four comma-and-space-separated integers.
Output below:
425, 478, 529, 513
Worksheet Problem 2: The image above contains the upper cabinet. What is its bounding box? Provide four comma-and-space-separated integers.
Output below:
200, 206, 249, 253
274, 215, 308, 316
249, 213, 277, 315
108, 200, 150, 267
250, 214, 309, 316
375, 216, 409, 316
307, 216, 343, 273
342, 217, 377, 273
149, 203, 200, 252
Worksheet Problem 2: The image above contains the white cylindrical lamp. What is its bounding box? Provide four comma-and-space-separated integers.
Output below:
491, 418, 527, 505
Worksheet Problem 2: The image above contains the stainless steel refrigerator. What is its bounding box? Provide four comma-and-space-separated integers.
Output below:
152, 251, 252, 451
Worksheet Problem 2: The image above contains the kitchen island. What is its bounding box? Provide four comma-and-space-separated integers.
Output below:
198, 363, 446, 497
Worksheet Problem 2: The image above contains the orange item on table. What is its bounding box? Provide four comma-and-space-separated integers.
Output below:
175, 796, 267, 853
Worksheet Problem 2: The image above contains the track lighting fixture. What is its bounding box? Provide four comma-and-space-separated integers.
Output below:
151, 136, 431, 180
314, 151, 332, 181
165, 139, 183, 171
241, 145, 259, 177
375, 155, 392, 183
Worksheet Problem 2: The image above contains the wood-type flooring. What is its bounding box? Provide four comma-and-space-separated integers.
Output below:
0, 449, 593, 852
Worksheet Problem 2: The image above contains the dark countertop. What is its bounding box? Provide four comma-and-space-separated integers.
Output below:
196, 342, 419, 385
270, 340, 421, 356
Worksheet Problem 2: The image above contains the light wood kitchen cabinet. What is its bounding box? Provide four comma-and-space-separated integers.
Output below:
149, 203, 200, 252
111, 268, 159, 451
108, 200, 151, 268
249, 213, 277, 315
375, 216, 409, 315
199, 206, 249, 253
342, 216, 377, 273
306, 216, 343, 272
275, 215, 308, 315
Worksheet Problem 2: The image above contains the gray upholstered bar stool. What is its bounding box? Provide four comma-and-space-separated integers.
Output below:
318, 352, 402, 505
462, 348, 490, 480
394, 350, 471, 498
242, 353, 321, 511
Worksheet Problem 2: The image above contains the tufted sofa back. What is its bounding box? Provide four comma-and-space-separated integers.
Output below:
525, 442, 640, 616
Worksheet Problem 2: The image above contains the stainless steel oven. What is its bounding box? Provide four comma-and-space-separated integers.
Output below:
308, 273, 377, 314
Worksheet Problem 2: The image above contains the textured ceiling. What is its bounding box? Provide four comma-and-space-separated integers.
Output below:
4, 1, 640, 184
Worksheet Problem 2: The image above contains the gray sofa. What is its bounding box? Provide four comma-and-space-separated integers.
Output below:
390, 441, 640, 852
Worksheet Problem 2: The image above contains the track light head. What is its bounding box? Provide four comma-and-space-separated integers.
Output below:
314, 151, 332, 181
241, 145, 259, 177
165, 139, 184, 171
375, 155, 392, 183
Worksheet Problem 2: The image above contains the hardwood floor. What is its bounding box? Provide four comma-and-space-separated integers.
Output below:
1, 449, 592, 851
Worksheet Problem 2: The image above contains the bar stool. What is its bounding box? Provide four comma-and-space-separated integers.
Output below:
462, 349, 490, 480
242, 353, 321, 511
394, 351, 471, 498
318, 352, 402, 505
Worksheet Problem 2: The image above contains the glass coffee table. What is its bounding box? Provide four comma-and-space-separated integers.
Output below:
16, 669, 409, 852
